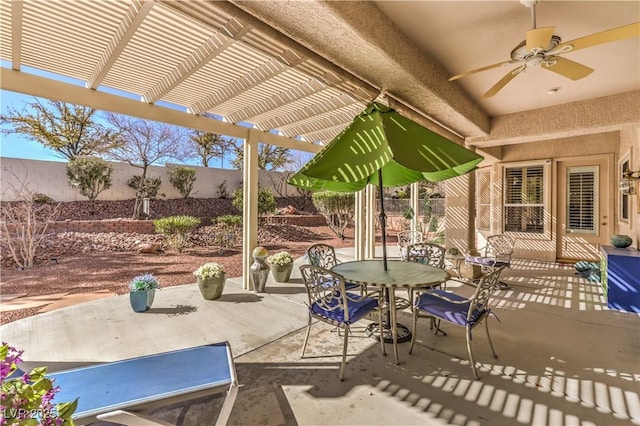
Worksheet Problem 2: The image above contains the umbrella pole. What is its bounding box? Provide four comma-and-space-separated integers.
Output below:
378, 169, 388, 271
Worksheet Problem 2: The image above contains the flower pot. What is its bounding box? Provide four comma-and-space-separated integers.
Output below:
270, 263, 293, 283
130, 290, 153, 312
610, 234, 632, 248
197, 274, 226, 300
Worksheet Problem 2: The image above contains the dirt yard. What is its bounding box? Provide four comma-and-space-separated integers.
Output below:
0, 224, 357, 325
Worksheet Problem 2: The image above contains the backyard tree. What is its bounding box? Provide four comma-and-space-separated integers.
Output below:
66, 157, 114, 201
311, 191, 355, 240
230, 142, 291, 170
0, 99, 121, 160
168, 166, 197, 198
187, 128, 236, 168
104, 113, 187, 219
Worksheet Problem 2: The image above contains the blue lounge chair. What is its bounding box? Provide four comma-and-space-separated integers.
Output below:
46, 342, 238, 425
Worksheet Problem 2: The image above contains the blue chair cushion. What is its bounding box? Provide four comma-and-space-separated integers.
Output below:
311, 293, 378, 325
465, 255, 509, 268
415, 290, 485, 326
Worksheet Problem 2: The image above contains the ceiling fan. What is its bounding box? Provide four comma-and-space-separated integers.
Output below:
449, 0, 640, 98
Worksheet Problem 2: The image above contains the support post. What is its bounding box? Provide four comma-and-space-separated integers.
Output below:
242, 130, 259, 291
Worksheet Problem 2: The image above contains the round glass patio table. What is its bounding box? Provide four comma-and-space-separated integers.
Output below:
332, 259, 450, 364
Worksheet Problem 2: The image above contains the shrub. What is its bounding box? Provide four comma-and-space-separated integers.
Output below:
32, 193, 55, 204
168, 166, 196, 198
66, 157, 113, 201
232, 188, 275, 216
1, 183, 61, 269
216, 180, 229, 198
127, 175, 162, 219
311, 191, 354, 240
153, 215, 201, 252
213, 215, 242, 253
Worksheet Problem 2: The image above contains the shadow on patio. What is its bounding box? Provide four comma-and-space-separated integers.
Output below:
1, 248, 638, 425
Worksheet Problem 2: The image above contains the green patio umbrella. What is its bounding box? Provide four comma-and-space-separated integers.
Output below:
289, 102, 484, 269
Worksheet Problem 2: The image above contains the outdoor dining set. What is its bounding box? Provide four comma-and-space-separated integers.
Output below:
300, 236, 513, 381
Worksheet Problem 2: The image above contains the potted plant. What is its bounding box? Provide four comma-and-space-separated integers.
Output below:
194, 262, 226, 300
268, 251, 294, 283
129, 273, 159, 312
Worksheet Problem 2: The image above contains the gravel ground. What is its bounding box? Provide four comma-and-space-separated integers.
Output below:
0, 224, 356, 325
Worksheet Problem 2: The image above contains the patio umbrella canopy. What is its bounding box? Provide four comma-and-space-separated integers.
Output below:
289, 102, 484, 268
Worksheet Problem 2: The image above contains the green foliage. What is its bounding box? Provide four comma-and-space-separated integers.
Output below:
212, 215, 242, 253
1, 343, 78, 425
66, 157, 113, 201
0, 99, 121, 160
402, 206, 415, 220
32, 193, 54, 204
232, 188, 276, 216
311, 191, 355, 240
188, 129, 235, 168
127, 176, 161, 199
231, 143, 291, 170
168, 166, 196, 198
153, 215, 201, 252
216, 180, 229, 198
215, 214, 242, 228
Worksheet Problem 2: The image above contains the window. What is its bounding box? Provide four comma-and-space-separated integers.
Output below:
566, 166, 597, 234
476, 169, 491, 230
504, 165, 544, 233
621, 158, 630, 221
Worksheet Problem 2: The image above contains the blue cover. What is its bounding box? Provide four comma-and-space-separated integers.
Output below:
50, 343, 233, 420
416, 290, 485, 326
311, 293, 378, 324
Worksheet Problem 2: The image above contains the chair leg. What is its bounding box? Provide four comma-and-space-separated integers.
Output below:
339, 325, 349, 381
466, 325, 479, 380
300, 314, 312, 359
409, 304, 418, 354
484, 319, 498, 359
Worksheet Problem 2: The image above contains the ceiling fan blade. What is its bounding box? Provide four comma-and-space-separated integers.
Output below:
482, 66, 526, 98
542, 56, 594, 80
526, 26, 556, 52
449, 60, 517, 81
551, 22, 640, 54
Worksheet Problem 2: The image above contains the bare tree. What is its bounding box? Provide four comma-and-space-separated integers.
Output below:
1, 170, 61, 269
186, 129, 235, 167
0, 99, 120, 160
230, 142, 291, 170
104, 113, 187, 218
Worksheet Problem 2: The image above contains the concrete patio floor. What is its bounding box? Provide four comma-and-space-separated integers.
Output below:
1, 247, 638, 425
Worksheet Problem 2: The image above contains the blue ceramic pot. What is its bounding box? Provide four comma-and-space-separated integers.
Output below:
610, 234, 632, 248
130, 290, 150, 312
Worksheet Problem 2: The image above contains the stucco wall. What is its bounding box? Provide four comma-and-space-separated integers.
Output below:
617, 126, 640, 250
474, 129, 640, 261
0, 158, 301, 202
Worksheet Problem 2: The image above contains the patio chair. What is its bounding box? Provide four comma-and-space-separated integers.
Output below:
405, 241, 447, 294
464, 234, 515, 289
299, 264, 385, 380
45, 342, 239, 425
306, 243, 364, 293
397, 230, 424, 261
409, 267, 505, 379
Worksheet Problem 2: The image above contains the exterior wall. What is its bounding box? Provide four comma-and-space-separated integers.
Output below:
477, 130, 640, 261
0, 157, 299, 202
617, 126, 640, 250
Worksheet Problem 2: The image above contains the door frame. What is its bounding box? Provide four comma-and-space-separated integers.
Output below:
555, 154, 614, 261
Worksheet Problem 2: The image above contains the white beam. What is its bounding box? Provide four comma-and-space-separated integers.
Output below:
11, 0, 22, 71
86, 0, 155, 89
256, 93, 357, 130
1, 69, 322, 154
365, 184, 376, 259
354, 190, 365, 261
242, 129, 260, 291
410, 182, 419, 233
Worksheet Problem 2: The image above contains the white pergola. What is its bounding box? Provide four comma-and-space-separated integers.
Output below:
0, 0, 475, 289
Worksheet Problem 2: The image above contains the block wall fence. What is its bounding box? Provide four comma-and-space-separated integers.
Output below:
0, 157, 301, 202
